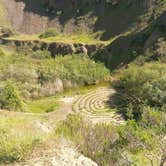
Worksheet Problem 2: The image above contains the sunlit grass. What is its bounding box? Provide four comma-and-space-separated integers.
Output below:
26, 96, 59, 113
6, 32, 110, 45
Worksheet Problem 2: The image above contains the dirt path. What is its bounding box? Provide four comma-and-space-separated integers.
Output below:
46, 97, 75, 127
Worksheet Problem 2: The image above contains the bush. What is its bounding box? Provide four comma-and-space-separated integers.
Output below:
38, 55, 110, 85
115, 62, 166, 117
0, 52, 109, 99
56, 114, 160, 166
0, 130, 37, 163
148, 38, 166, 62
56, 114, 120, 165
39, 28, 59, 39
0, 81, 23, 111
139, 106, 165, 131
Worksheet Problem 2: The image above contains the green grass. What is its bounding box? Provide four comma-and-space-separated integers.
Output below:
130, 152, 159, 166
6, 32, 110, 45
25, 82, 110, 114
26, 96, 59, 113
0, 116, 42, 163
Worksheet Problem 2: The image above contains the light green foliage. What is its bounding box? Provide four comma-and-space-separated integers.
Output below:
0, 50, 109, 101
56, 114, 119, 165
31, 50, 52, 59
39, 28, 59, 39
0, 117, 40, 163
26, 96, 59, 113
0, 81, 23, 111
38, 55, 110, 85
56, 114, 161, 166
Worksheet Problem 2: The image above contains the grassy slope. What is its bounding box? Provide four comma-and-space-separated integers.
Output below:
6, 32, 109, 45
26, 96, 59, 113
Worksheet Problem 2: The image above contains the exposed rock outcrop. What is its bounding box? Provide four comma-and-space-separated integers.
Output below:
0, 38, 105, 56
12, 140, 98, 166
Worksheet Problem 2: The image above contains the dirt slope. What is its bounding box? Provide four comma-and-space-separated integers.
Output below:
0, 0, 61, 34
0, 0, 148, 38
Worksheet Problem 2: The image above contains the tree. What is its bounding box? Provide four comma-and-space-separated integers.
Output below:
0, 81, 23, 111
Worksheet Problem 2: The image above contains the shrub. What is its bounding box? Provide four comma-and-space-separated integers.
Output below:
0, 81, 23, 111
0, 49, 5, 57
0, 52, 109, 99
115, 62, 166, 117
0, 130, 37, 163
39, 28, 59, 39
149, 38, 166, 62
56, 114, 120, 165
38, 55, 110, 85
56, 114, 159, 166
139, 106, 166, 133
118, 120, 157, 153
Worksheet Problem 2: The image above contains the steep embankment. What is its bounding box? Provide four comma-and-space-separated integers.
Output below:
0, 0, 152, 36
0, 37, 105, 56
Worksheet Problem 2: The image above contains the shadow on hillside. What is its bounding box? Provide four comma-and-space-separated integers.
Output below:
15, 0, 147, 39
93, 12, 166, 70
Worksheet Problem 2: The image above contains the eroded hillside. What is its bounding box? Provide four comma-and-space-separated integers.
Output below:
0, 0, 158, 37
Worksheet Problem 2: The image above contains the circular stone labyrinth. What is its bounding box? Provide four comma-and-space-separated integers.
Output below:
72, 87, 125, 125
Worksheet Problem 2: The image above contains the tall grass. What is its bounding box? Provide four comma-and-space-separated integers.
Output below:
0, 117, 41, 163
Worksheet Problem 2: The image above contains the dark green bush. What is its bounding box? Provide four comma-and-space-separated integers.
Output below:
115, 63, 166, 115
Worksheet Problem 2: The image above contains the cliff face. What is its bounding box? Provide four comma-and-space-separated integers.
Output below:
0, 0, 61, 34
0, 0, 148, 38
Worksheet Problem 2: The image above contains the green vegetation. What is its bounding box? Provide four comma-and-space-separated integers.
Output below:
6, 32, 108, 45
56, 114, 162, 166
39, 28, 59, 39
0, 0, 166, 165
0, 81, 23, 111
39, 55, 109, 85
26, 96, 59, 113
114, 62, 166, 119
0, 48, 109, 111
0, 117, 41, 164
55, 60, 166, 166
